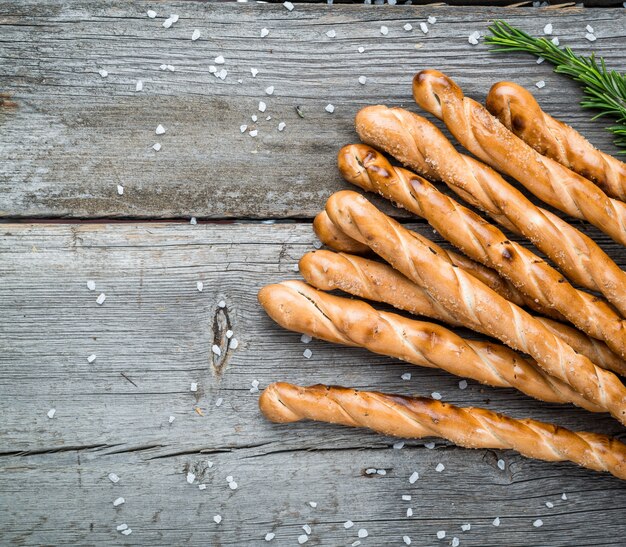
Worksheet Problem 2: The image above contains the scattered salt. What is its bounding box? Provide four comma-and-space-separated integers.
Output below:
533, 519, 543, 527
147, 10, 156, 18
160, 64, 167, 70
197, 281, 203, 292
468, 31, 480, 45
403, 537, 411, 545
192, 29, 201, 41
108, 473, 120, 483
586, 24, 594, 33
551, 37, 560, 46
98, 69, 108, 78
358, 46, 365, 53
229, 481, 238, 490
461, 523, 471, 532
168, 415, 175, 423
431, 392, 442, 400
265, 86, 275, 95
393, 441, 405, 449
278, 122, 286, 131
199, 484, 207, 490
209, 66, 217, 74
546, 501, 554, 508
47, 408, 56, 419
259, 101, 267, 113
215, 398, 223, 407
298, 534, 308, 544
113, 497, 125, 507
325, 104, 335, 114
190, 217, 197, 225
302, 524, 312, 535
535, 80, 546, 89
96, 293, 106, 305
409, 471, 419, 484
213, 515, 222, 524
135, 81, 143, 92
215, 55, 225, 64
217, 69, 227, 80
229, 338, 239, 349
117, 185, 124, 196
458, 379, 468, 390
358, 529, 368, 538
162, 18, 173, 29
376, 469, 386, 476
309, 501, 317, 508
155, 124, 166, 135
406, 508, 413, 517
261, 28, 270, 38
187, 472, 195, 484
226, 330, 234, 339
344, 520, 355, 529
249, 130, 258, 137
561, 493, 568, 500
585, 33, 596, 42
402, 495, 411, 501
116, 523, 128, 531
326, 29, 336, 38
492, 517, 500, 527
358, 76, 367, 85
428, 16, 437, 24
451, 538, 460, 547
190, 382, 198, 392
420, 22, 428, 34
497, 459, 505, 470
403, 23, 413, 31
87, 280, 96, 291
283, 1, 294, 11
401, 372, 411, 380
437, 531, 446, 539
544, 23, 553, 35
352, 542, 361, 547
303, 348, 312, 359
265, 532, 275, 541
435, 463, 445, 472
380, 26, 389, 36
87, 354, 96, 363
152, 143, 161, 151
251, 68, 259, 77
170, 14, 179, 23
212, 345, 221, 356
425, 442, 435, 449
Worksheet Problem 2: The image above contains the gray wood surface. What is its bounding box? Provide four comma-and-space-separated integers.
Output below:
1, 223, 625, 545
1, 2, 625, 219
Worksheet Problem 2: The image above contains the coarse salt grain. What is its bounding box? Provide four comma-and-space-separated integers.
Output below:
492, 517, 501, 527
212, 345, 221, 356
437, 531, 446, 539
431, 392, 442, 400
121, 528, 132, 536
586, 24, 594, 33
377, 469, 386, 476
156, 125, 166, 135
98, 69, 108, 78
117, 523, 128, 531
452, 538, 460, 547
358, 529, 368, 538
406, 508, 413, 517
536, 80, 546, 89
199, 484, 207, 490
190, 382, 198, 392
265, 86, 275, 96
215, 397, 223, 407
278, 122, 286, 131
544, 23, 553, 35
163, 19, 173, 29
409, 471, 419, 484
326, 29, 336, 38
249, 130, 258, 137
380, 26, 389, 35
461, 523, 471, 532
352, 542, 361, 547
214, 515, 222, 524
168, 415, 175, 423
229, 338, 239, 349
358, 76, 367, 85
167, 65, 175, 71
87, 280, 96, 291
226, 330, 234, 339
197, 281, 203, 292
265, 532, 275, 541
403, 23, 413, 31
190, 217, 197, 225
153, 143, 161, 151
458, 380, 468, 390
561, 493, 568, 500
284, 1, 294, 11
135, 81, 143, 92
147, 10, 156, 18
325, 104, 335, 113
215, 55, 225, 64
551, 37, 560, 46
358, 46, 365, 53
420, 22, 429, 34
240, 124, 248, 133
229, 481, 238, 490
435, 463, 445, 472
309, 501, 317, 508
585, 33, 596, 42
402, 495, 411, 501
303, 348, 312, 359
425, 441, 435, 449
344, 520, 355, 529
192, 29, 201, 41
160, 64, 167, 71
259, 101, 267, 113
87, 354, 96, 363
251, 115, 258, 122
468, 30, 480, 45
96, 293, 106, 305
170, 14, 179, 23
187, 472, 195, 484
251, 68, 259, 77
117, 185, 124, 195
303, 524, 312, 534
217, 69, 227, 80
393, 441, 405, 449
546, 501, 554, 508
533, 519, 543, 527
403, 537, 411, 545
428, 16, 437, 24
113, 497, 125, 507
47, 408, 56, 419
401, 372, 411, 380
365, 468, 376, 475
109, 473, 120, 483
497, 459, 505, 470
261, 28, 270, 38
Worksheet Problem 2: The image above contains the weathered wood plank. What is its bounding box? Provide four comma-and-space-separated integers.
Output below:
0, 2, 624, 218
1, 222, 625, 544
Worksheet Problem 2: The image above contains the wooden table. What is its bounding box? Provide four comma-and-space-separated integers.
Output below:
1, 1, 625, 545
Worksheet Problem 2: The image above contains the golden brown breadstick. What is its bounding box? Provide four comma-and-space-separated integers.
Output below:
337, 143, 626, 356
354, 105, 626, 317
412, 70, 626, 246
259, 280, 602, 411
486, 81, 626, 201
299, 250, 626, 376
313, 211, 370, 254
260, 383, 626, 480
324, 191, 626, 423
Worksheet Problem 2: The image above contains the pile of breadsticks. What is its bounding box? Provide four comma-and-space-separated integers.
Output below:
258, 69, 626, 480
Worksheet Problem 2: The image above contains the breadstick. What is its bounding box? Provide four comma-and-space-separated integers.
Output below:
337, 143, 626, 356
412, 69, 626, 246
259, 280, 602, 410
486, 81, 626, 201
316, 205, 564, 320
324, 190, 626, 423
354, 104, 626, 317
299, 250, 626, 376
260, 383, 626, 480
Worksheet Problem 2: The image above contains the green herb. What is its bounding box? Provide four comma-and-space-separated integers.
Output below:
486, 20, 626, 152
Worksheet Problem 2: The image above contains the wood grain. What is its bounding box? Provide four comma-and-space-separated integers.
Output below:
0, 2, 625, 219
1, 222, 625, 545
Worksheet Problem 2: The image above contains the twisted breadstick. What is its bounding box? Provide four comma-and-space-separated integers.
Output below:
354, 105, 626, 317
315, 207, 564, 320
338, 143, 626, 356
260, 383, 626, 480
324, 191, 626, 423
299, 250, 626, 376
260, 280, 603, 410
486, 81, 626, 201
412, 70, 626, 246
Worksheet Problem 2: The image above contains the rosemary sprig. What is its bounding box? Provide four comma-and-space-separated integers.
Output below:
485, 20, 626, 152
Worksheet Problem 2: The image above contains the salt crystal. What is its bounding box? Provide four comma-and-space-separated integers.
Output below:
358, 76, 367, 85
261, 28, 269, 37
561, 493, 567, 500
358, 529, 368, 538
533, 519, 543, 527
47, 408, 56, 419
431, 392, 442, 400
192, 29, 201, 41
497, 459, 505, 470
212, 345, 221, 356
380, 26, 389, 35
358, 46, 365, 53
585, 33, 596, 42
259, 101, 267, 113
325, 104, 335, 113
96, 293, 106, 305
352, 542, 361, 547
187, 472, 195, 484
197, 281, 203, 292
403, 23, 412, 31
409, 471, 419, 484
468, 31, 479, 45
135, 81, 143, 92
117, 185, 124, 196
535, 80, 546, 89
160, 64, 167, 70
87, 354, 96, 363
147, 10, 156, 18
393, 441, 405, 449
167, 65, 175, 71
402, 495, 411, 501
213, 515, 222, 524
225, 330, 233, 339
551, 37, 560, 46
586, 24, 594, 33
229, 338, 239, 349
302, 524, 312, 534
163, 19, 173, 29
113, 497, 125, 507
265, 532, 275, 541
403, 537, 411, 545
189, 217, 197, 225
87, 280, 96, 291
251, 379, 260, 388
492, 517, 500, 527
284, 1, 294, 11
308, 501, 317, 508
116, 523, 128, 531
437, 531, 446, 539
240, 124, 248, 133
435, 463, 445, 472
209, 66, 217, 74
376, 469, 386, 476
168, 415, 175, 423
218, 69, 227, 80
303, 348, 312, 359
251, 114, 258, 122
278, 122, 286, 131
428, 16, 437, 24
344, 520, 354, 529
215, 55, 225, 64
546, 501, 554, 508
298, 535, 308, 544
458, 380, 468, 390
153, 143, 161, 151
425, 442, 435, 449
365, 468, 376, 475
251, 68, 259, 77
451, 538, 460, 547
108, 473, 120, 483
544, 23, 553, 35
190, 382, 198, 392
215, 398, 223, 407
401, 373, 411, 380
199, 484, 207, 490
292, 264, 299, 272
229, 481, 238, 490
121, 528, 132, 536
98, 69, 108, 78
406, 508, 413, 517
420, 22, 428, 34
155, 124, 166, 135
326, 30, 336, 38
461, 523, 471, 532
537, 57, 545, 64
249, 130, 258, 137
207, 461, 213, 468
170, 14, 179, 23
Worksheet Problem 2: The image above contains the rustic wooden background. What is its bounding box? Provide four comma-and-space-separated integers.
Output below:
1, 1, 625, 545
